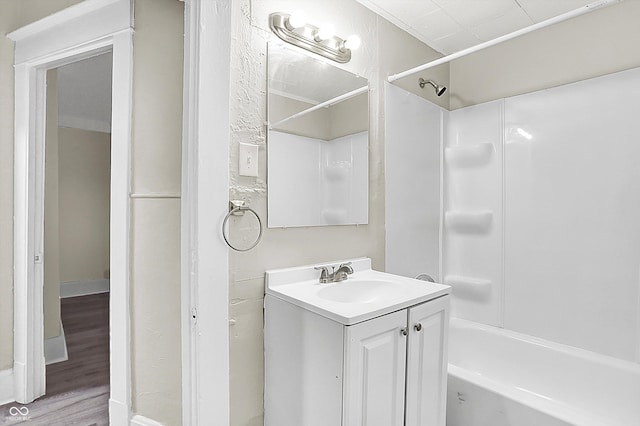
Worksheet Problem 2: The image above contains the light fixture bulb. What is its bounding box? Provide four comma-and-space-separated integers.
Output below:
316, 23, 335, 41
344, 34, 361, 50
288, 11, 307, 29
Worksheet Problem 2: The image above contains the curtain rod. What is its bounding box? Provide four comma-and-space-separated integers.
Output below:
269, 85, 368, 129
387, 0, 620, 83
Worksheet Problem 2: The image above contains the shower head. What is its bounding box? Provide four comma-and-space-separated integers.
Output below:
418, 78, 447, 96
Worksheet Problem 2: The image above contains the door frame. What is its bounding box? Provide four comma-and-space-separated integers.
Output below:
180, 0, 231, 424
8, 0, 133, 423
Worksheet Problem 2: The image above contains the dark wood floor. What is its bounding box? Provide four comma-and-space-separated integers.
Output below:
1, 293, 110, 425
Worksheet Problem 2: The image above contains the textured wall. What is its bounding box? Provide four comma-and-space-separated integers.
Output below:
130, 0, 184, 424
449, 0, 640, 110
228, 1, 447, 424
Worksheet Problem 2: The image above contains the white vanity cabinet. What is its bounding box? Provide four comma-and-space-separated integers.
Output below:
265, 293, 450, 426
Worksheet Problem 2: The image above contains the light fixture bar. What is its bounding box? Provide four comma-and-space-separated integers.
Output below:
269, 12, 352, 63
269, 85, 368, 129
388, 0, 620, 83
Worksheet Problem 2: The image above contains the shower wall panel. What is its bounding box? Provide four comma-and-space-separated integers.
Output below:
503, 67, 640, 362
384, 82, 442, 281
444, 101, 504, 327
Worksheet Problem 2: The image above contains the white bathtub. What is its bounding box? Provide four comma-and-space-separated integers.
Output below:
446, 318, 640, 426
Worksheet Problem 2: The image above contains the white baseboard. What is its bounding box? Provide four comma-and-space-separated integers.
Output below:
60, 279, 110, 298
109, 398, 130, 425
44, 320, 68, 365
130, 414, 165, 426
0, 369, 15, 405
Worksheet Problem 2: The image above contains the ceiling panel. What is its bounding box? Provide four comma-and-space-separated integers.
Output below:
356, 0, 600, 54
404, 8, 463, 40
469, 7, 534, 42
434, 0, 518, 27
517, 0, 592, 21
428, 30, 481, 55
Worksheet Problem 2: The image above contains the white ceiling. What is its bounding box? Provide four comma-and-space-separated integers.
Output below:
356, 0, 598, 55
57, 52, 112, 133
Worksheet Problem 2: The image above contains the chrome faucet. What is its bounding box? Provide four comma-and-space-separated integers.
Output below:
314, 265, 334, 283
333, 262, 354, 282
314, 262, 354, 283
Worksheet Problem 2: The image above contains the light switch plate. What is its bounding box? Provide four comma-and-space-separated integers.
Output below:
239, 143, 259, 177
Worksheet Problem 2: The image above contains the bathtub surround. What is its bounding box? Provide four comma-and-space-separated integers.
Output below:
389, 67, 640, 363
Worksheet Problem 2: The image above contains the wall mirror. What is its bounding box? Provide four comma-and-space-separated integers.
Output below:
267, 42, 369, 228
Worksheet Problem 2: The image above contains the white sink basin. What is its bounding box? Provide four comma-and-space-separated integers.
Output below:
317, 280, 406, 303
265, 258, 451, 325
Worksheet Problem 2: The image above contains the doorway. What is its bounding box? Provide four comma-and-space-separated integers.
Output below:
38, 53, 112, 422
8, 1, 133, 423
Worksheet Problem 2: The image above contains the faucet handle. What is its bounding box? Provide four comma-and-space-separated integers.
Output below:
337, 262, 354, 273
314, 265, 332, 283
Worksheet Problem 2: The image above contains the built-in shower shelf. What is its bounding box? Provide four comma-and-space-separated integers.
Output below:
322, 208, 347, 223
445, 210, 493, 233
324, 163, 351, 181
444, 275, 491, 300
445, 142, 493, 167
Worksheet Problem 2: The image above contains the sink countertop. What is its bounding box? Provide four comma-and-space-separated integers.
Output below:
265, 258, 451, 325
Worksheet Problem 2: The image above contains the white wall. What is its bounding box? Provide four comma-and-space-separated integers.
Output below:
58, 127, 111, 284
449, 1, 640, 110
384, 82, 442, 282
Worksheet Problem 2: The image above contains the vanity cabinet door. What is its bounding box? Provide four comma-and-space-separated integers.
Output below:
343, 309, 408, 426
405, 296, 450, 426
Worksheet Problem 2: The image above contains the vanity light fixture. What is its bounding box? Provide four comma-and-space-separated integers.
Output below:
269, 12, 360, 64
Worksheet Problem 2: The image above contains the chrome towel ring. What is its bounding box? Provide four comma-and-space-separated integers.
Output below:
222, 200, 263, 252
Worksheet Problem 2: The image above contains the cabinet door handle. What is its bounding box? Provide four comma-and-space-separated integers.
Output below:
400, 327, 408, 336
414, 323, 423, 332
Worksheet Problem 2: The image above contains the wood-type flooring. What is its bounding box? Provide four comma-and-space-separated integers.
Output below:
1, 293, 110, 426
